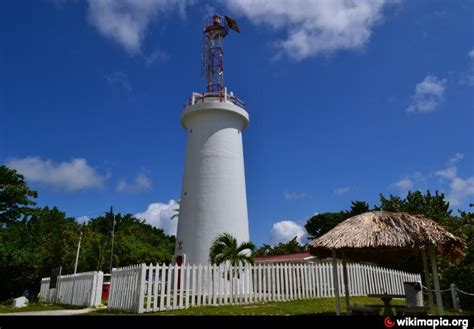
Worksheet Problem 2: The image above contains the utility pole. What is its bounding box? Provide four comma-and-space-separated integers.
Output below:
109, 206, 116, 274
71, 224, 83, 305
74, 225, 83, 275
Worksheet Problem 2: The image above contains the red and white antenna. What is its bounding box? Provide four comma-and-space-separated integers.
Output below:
202, 14, 240, 95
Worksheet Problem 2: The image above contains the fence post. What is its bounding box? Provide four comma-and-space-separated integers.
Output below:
450, 283, 461, 312
341, 255, 351, 310
153, 264, 160, 312
179, 263, 186, 309
173, 263, 179, 309
229, 263, 235, 305
93, 271, 103, 307
331, 251, 341, 316
136, 263, 146, 313
421, 249, 435, 313
429, 246, 444, 315
191, 264, 196, 307
185, 264, 191, 309
159, 264, 166, 310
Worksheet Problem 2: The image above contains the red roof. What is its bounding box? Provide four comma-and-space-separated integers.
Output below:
254, 252, 313, 263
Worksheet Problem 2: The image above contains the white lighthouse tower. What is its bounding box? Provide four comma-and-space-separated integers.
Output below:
174, 15, 249, 265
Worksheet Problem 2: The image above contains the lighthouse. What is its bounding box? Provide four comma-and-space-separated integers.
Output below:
174, 15, 249, 265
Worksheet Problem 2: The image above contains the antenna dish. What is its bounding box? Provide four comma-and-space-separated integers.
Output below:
225, 15, 240, 33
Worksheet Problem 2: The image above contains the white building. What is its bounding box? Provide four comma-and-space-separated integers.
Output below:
173, 92, 250, 265
173, 15, 250, 265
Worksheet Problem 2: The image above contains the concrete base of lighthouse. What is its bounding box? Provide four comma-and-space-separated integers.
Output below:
174, 94, 250, 265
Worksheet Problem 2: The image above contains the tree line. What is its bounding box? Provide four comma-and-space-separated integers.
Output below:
1, 165, 472, 309
0, 166, 175, 301
255, 193, 473, 310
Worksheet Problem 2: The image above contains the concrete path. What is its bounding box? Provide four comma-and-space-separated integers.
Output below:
0, 307, 97, 316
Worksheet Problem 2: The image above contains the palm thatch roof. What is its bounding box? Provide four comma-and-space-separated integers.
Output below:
308, 211, 465, 263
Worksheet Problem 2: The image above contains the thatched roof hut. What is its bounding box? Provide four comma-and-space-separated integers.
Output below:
307, 211, 465, 316
308, 211, 465, 263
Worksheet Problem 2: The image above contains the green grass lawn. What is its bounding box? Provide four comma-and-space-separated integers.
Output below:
89, 296, 473, 316
0, 302, 84, 313
3, 297, 468, 316
88, 296, 406, 316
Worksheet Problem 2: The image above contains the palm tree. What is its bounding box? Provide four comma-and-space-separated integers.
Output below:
171, 199, 180, 220
209, 232, 256, 266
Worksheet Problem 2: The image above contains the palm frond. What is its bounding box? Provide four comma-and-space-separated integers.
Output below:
236, 241, 256, 254
209, 232, 255, 266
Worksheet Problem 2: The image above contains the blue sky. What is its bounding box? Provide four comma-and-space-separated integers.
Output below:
1, 0, 473, 246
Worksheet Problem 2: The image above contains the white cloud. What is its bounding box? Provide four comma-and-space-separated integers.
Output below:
135, 173, 152, 189
392, 177, 414, 193
145, 49, 170, 66
135, 199, 179, 235
270, 220, 307, 244
391, 155, 473, 207
105, 71, 131, 91
469, 49, 474, 60
116, 180, 128, 192
434, 154, 474, 206
407, 75, 447, 113
283, 191, 311, 200
457, 51, 474, 86
449, 177, 474, 207
6, 157, 107, 191
87, 0, 192, 54
76, 216, 90, 224
449, 153, 464, 165
116, 172, 152, 192
435, 166, 457, 180
203, 3, 216, 17
458, 75, 474, 87
225, 0, 398, 60
334, 186, 351, 195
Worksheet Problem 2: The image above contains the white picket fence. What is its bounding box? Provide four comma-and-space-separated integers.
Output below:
40, 271, 104, 307
108, 262, 421, 313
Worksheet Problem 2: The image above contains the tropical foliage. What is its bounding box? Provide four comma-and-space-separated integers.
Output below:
1, 164, 472, 310
0, 165, 37, 224
305, 201, 371, 239
253, 237, 305, 256
304, 191, 473, 310
209, 232, 255, 266
0, 165, 175, 301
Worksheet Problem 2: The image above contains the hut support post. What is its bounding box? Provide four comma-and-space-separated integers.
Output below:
421, 249, 434, 313
332, 250, 341, 316
341, 253, 351, 311
429, 246, 444, 315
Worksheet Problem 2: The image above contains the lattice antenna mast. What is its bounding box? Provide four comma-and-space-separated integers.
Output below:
202, 14, 240, 94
